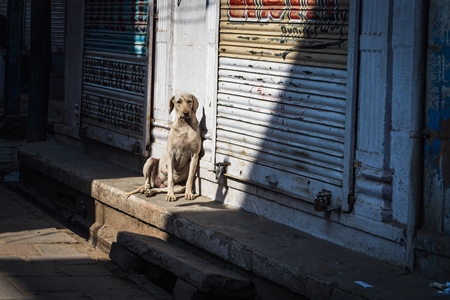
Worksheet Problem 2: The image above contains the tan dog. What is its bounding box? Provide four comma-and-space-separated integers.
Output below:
125, 93, 202, 201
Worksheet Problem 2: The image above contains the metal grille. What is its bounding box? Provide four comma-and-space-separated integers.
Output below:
216, 0, 350, 204
81, 0, 151, 153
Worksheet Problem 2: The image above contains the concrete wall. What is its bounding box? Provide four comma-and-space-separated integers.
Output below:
55, 0, 84, 138
151, 0, 218, 161
389, 0, 427, 269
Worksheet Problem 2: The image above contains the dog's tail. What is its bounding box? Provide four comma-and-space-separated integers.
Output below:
124, 185, 146, 199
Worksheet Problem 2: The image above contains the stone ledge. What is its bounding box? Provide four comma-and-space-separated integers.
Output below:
109, 241, 145, 272
17, 141, 436, 300
117, 231, 255, 299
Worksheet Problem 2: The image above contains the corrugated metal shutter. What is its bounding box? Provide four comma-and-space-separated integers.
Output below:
23, 0, 30, 49
0, 1, 6, 119
51, 0, 65, 52
0, 1, 6, 16
216, 0, 350, 205
80, 0, 152, 154
1, 0, 29, 49
22, 0, 65, 51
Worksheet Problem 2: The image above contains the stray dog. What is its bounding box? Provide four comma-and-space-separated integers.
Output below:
125, 93, 202, 201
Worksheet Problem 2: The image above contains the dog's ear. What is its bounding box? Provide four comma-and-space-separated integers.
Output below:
192, 95, 199, 112
169, 95, 175, 113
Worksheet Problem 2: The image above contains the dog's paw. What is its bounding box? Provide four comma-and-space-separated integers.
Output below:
166, 193, 177, 202
144, 189, 156, 197
185, 192, 195, 200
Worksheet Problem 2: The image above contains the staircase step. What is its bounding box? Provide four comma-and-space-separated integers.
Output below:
117, 231, 255, 299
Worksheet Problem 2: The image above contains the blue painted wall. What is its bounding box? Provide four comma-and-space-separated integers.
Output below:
424, 1, 450, 235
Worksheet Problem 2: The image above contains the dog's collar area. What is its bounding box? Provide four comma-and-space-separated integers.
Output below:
176, 117, 198, 130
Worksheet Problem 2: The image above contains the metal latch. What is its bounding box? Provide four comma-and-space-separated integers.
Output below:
80, 126, 88, 137
131, 142, 141, 155
347, 194, 356, 212
314, 190, 340, 212
212, 162, 229, 180
410, 129, 431, 139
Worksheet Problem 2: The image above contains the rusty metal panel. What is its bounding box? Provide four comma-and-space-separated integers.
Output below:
216, 0, 351, 205
80, 0, 152, 154
220, 0, 349, 68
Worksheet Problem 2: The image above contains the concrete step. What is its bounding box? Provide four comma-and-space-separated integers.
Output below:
16, 140, 439, 300
111, 231, 255, 300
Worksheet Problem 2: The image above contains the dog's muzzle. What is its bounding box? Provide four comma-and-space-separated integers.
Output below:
181, 112, 191, 119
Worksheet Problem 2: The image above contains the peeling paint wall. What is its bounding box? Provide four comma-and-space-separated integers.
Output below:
416, 1, 450, 279
424, 0, 450, 235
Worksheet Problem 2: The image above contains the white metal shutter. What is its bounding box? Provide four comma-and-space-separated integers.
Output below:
80, 0, 152, 154
216, 0, 351, 206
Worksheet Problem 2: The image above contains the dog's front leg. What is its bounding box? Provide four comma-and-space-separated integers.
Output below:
166, 156, 177, 201
185, 153, 199, 200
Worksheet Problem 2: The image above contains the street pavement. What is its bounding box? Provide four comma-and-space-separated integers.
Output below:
0, 181, 157, 300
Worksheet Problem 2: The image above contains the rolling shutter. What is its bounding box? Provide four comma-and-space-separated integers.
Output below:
216, 0, 352, 206
0, 1, 6, 16
81, 0, 152, 154
23, 0, 31, 49
50, 0, 65, 52
3, 0, 66, 51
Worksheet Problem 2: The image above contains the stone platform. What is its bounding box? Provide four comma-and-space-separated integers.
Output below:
16, 140, 440, 300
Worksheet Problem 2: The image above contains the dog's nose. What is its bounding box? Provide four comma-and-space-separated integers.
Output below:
183, 112, 190, 118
